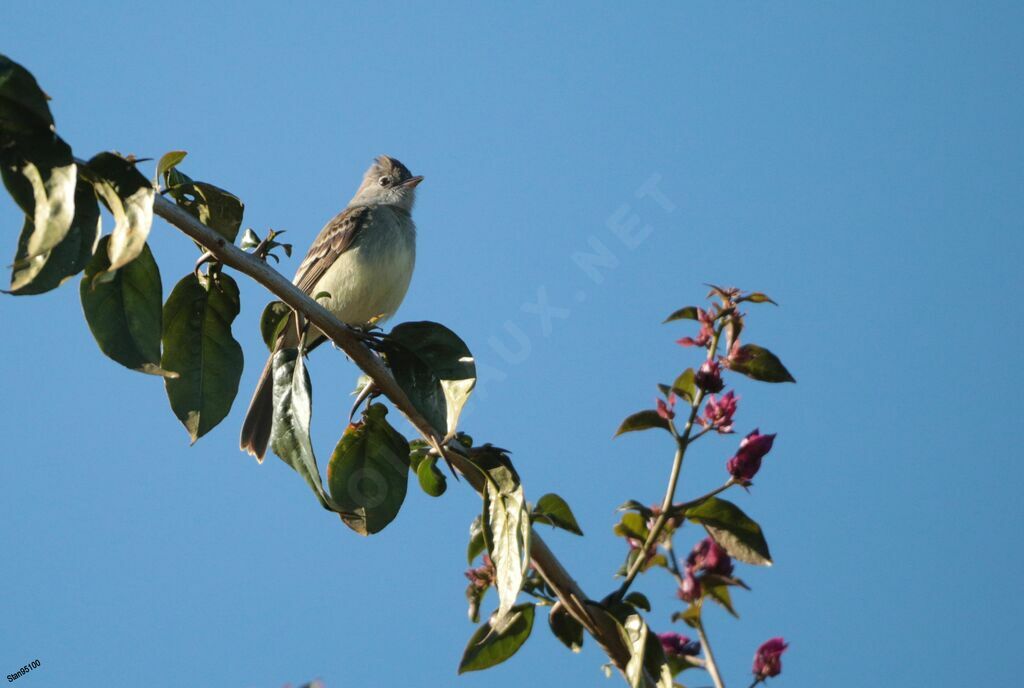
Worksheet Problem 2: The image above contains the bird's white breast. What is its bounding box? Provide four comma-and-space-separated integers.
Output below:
312, 206, 416, 327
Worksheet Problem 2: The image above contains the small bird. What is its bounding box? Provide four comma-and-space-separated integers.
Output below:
240, 155, 422, 460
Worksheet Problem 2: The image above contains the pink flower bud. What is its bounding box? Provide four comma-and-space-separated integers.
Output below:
656, 394, 676, 420
695, 359, 724, 393
752, 637, 788, 679
727, 429, 776, 483
677, 308, 715, 348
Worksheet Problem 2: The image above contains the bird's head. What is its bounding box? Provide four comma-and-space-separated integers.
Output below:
350, 155, 423, 211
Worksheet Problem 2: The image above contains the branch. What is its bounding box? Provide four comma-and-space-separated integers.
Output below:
151, 195, 635, 675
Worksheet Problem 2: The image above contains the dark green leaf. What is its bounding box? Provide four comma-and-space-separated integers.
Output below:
9, 178, 99, 294
663, 306, 699, 323
0, 55, 54, 133
259, 300, 291, 351
80, 237, 170, 376
458, 604, 535, 674
381, 321, 475, 438
727, 343, 795, 383
684, 497, 772, 566
467, 515, 486, 564
623, 591, 651, 612
416, 455, 447, 497
269, 348, 339, 512
155, 150, 187, 181
531, 493, 583, 536
87, 152, 155, 271
327, 403, 410, 535
2, 133, 76, 271
548, 604, 583, 653
161, 271, 244, 441
165, 180, 244, 244
615, 410, 669, 436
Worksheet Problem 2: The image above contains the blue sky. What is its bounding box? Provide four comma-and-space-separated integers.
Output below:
2, 2, 1022, 686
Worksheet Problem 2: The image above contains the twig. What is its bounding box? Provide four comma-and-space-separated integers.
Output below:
150, 195, 636, 676
697, 620, 726, 688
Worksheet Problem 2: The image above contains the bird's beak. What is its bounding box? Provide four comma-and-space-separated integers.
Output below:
401, 175, 424, 188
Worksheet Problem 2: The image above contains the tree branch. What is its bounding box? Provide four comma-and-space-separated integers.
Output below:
151, 195, 635, 674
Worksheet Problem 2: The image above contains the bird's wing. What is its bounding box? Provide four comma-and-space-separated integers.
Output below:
292, 205, 372, 295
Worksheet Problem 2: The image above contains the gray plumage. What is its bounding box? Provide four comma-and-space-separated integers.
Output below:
240, 155, 421, 460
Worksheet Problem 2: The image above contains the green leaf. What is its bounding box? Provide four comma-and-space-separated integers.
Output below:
726, 343, 795, 383
613, 512, 649, 541
740, 291, 777, 305
671, 604, 702, 629
458, 604, 535, 673
161, 271, 244, 441
269, 348, 338, 511
87, 152, 155, 271
80, 237, 170, 376
407, 438, 431, 472
704, 581, 739, 617
663, 306, 698, 323
472, 447, 530, 619
623, 591, 651, 612
416, 455, 447, 497
615, 410, 669, 436
671, 368, 696, 401
684, 497, 772, 566
0, 54, 54, 133
467, 515, 486, 564
381, 321, 476, 438
165, 179, 244, 244
8, 178, 99, 295
531, 493, 583, 536
259, 300, 291, 351
2, 133, 76, 270
155, 150, 187, 182
327, 403, 410, 535
548, 604, 583, 653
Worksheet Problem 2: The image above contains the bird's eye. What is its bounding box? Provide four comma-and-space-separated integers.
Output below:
378, 176, 392, 187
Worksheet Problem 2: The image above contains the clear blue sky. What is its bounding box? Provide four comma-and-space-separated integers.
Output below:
2, 2, 1022, 686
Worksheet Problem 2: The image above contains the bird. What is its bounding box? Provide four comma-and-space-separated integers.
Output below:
240, 155, 422, 461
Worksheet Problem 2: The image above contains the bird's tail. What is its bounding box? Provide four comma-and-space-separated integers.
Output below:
240, 353, 275, 461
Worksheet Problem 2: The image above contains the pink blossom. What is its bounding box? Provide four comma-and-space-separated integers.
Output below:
658, 632, 701, 658
685, 537, 734, 578
726, 429, 776, 482
701, 391, 738, 433
752, 637, 788, 679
